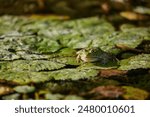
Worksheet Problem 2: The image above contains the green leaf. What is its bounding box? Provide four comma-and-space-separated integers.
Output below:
0, 50, 20, 61
98, 27, 150, 54
0, 71, 49, 84
99, 31, 143, 54
2, 93, 21, 100
50, 68, 99, 80
0, 67, 99, 84
57, 17, 115, 48
14, 85, 35, 93
50, 56, 80, 66
36, 39, 61, 53
122, 86, 149, 100
45, 93, 84, 100
0, 60, 66, 72
45, 93, 64, 100
58, 48, 76, 56
119, 54, 150, 70
134, 6, 150, 15
64, 95, 84, 100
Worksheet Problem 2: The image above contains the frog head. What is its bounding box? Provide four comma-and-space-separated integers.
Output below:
76, 47, 106, 63
76, 48, 90, 63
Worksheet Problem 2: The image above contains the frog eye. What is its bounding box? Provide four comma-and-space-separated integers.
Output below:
90, 48, 99, 53
88, 48, 94, 53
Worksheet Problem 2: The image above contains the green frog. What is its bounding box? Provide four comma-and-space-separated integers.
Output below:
76, 47, 118, 67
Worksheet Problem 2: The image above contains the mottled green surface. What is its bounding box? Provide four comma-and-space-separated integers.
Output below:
0, 16, 150, 100
119, 54, 150, 70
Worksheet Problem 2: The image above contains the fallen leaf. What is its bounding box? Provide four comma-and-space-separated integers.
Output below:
120, 11, 149, 20
89, 85, 124, 99
0, 85, 13, 96
100, 69, 127, 77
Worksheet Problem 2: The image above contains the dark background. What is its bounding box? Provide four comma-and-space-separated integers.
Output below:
0, 0, 149, 17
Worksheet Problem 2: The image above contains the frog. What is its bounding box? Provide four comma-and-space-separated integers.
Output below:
76, 47, 118, 67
